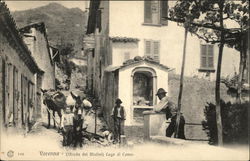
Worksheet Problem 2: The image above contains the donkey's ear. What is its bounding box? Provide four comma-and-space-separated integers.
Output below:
41, 88, 46, 94
70, 91, 77, 100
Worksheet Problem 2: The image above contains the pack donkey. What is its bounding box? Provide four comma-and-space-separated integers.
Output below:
41, 89, 67, 130
70, 91, 93, 147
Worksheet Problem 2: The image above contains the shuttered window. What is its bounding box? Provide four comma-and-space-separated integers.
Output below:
145, 40, 160, 62
21, 75, 24, 124
144, 0, 168, 25
145, 41, 151, 57
13, 66, 18, 124
200, 44, 214, 69
153, 41, 160, 61
161, 0, 168, 25
144, 1, 152, 24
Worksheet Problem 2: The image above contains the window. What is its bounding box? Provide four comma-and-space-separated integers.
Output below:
200, 44, 214, 70
144, 0, 168, 25
124, 52, 130, 61
145, 40, 160, 62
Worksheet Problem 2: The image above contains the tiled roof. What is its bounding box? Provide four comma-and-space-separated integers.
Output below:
122, 56, 170, 70
19, 22, 54, 66
19, 22, 46, 34
0, 1, 43, 73
105, 56, 171, 72
110, 36, 140, 43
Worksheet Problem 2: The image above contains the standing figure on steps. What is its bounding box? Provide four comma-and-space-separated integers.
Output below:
111, 98, 126, 143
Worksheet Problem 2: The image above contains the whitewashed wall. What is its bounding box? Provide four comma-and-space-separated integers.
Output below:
112, 42, 139, 66
109, 1, 240, 80
25, 28, 55, 90
118, 63, 168, 125
69, 58, 87, 66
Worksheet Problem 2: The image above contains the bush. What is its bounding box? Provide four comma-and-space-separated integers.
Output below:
202, 100, 249, 145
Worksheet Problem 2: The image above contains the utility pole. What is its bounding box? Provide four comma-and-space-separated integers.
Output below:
175, 19, 189, 138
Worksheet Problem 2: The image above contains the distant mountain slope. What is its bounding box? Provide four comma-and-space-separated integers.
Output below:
12, 3, 87, 56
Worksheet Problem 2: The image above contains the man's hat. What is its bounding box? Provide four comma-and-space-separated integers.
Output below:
115, 98, 122, 104
156, 88, 167, 95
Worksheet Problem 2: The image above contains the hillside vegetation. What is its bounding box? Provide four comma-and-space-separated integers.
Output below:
12, 3, 88, 57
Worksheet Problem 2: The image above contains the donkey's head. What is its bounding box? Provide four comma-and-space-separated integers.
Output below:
41, 88, 51, 105
70, 91, 84, 109
70, 91, 92, 116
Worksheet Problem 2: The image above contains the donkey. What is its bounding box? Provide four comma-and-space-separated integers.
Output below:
70, 91, 93, 147
41, 89, 67, 130
70, 91, 92, 117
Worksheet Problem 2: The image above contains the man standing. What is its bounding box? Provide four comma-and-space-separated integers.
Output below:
111, 98, 126, 143
154, 88, 186, 139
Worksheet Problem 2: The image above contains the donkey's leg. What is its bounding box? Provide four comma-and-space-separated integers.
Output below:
47, 110, 50, 129
57, 110, 62, 133
53, 110, 56, 128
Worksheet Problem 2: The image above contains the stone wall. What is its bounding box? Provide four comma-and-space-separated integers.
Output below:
168, 74, 233, 124
0, 32, 36, 129
22, 27, 56, 122
69, 66, 87, 90
55, 64, 68, 89
143, 74, 234, 140
32, 28, 55, 90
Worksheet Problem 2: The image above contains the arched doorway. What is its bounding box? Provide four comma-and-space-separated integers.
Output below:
133, 71, 153, 106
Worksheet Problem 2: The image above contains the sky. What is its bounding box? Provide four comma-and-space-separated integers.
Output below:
4, 1, 87, 11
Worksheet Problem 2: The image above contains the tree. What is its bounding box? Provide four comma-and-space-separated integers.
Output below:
167, 0, 249, 146
223, 1, 249, 103
56, 43, 76, 78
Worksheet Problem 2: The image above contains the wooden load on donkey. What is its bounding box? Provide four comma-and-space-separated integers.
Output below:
41, 89, 67, 130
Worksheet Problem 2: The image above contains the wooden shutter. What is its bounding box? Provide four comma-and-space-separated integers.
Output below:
13, 66, 18, 124
4, 61, 8, 124
21, 75, 24, 124
200, 44, 214, 69
23, 76, 25, 120
145, 40, 152, 57
1, 58, 6, 124
207, 45, 214, 68
144, 1, 152, 23
153, 41, 160, 62
161, 0, 168, 25
200, 44, 207, 68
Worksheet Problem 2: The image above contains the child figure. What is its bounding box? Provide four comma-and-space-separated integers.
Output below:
73, 114, 84, 148
111, 98, 126, 143
61, 107, 74, 146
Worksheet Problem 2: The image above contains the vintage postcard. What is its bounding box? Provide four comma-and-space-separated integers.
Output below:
0, 0, 249, 160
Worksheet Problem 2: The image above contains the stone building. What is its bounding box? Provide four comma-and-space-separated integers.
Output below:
20, 22, 56, 90
84, 0, 243, 137
85, 1, 172, 126
19, 22, 58, 120
0, 2, 43, 131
